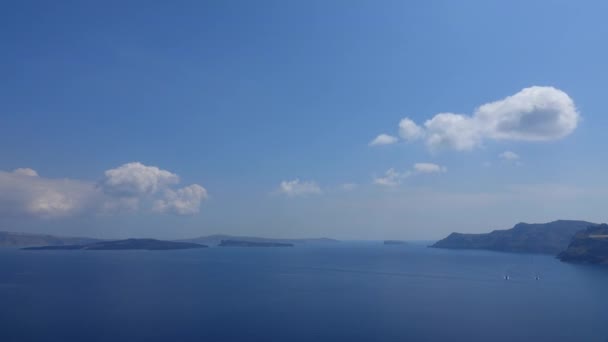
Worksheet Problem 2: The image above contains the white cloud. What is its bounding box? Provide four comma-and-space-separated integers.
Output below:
413, 163, 447, 174
100, 162, 207, 215
0, 163, 208, 219
373, 168, 410, 187
369, 134, 398, 146
424, 113, 481, 151
379, 86, 579, 151
374, 168, 409, 187
0, 169, 97, 218
374, 162, 446, 186
278, 179, 322, 197
13, 168, 39, 177
399, 118, 424, 141
499, 151, 520, 161
476, 87, 578, 141
153, 184, 208, 215
100, 162, 179, 197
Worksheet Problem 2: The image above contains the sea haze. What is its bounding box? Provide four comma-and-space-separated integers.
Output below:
1, 243, 607, 342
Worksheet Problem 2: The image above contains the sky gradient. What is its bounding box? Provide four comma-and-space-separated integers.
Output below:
1, 1, 608, 240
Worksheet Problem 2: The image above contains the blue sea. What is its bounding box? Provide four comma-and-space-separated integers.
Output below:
1, 242, 607, 342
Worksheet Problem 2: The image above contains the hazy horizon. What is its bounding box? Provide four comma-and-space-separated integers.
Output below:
0, 218, 602, 242
2, 1, 608, 241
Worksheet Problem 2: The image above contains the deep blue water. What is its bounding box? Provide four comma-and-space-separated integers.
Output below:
1, 242, 608, 342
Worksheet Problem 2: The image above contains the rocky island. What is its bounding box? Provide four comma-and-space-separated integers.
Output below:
431, 220, 596, 254
23, 238, 207, 251
218, 239, 294, 247
558, 224, 608, 264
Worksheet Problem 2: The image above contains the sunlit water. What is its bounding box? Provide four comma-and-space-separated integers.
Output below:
1, 242, 607, 342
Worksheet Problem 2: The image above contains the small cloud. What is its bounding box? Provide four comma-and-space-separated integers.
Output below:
369, 134, 398, 146
374, 163, 446, 187
278, 179, 322, 197
413, 163, 447, 174
499, 151, 520, 161
373, 168, 410, 187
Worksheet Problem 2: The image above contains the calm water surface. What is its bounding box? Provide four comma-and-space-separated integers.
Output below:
1, 242, 607, 342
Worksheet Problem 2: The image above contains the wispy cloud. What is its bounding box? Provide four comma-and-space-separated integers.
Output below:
0, 169, 97, 218
278, 179, 322, 197
374, 162, 446, 187
413, 163, 447, 174
373, 168, 408, 187
499, 151, 520, 161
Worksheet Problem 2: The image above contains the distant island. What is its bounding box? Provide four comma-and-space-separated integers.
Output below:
383, 240, 408, 245
558, 224, 608, 264
0, 230, 338, 249
179, 234, 338, 246
0, 231, 102, 248
23, 239, 207, 251
218, 239, 293, 247
431, 220, 597, 254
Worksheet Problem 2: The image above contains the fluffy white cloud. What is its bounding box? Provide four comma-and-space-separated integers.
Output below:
0, 163, 208, 219
369, 134, 398, 146
499, 151, 520, 161
153, 184, 208, 215
100, 162, 207, 215
413, 163, 447, 174
424, 113, 481, 151
476, 87, 578, 141
378, 87, 578, 151
374, 162, 447, 186
100, 162, 179, 197
399, 118, 424, 141
278, 179, 322, 197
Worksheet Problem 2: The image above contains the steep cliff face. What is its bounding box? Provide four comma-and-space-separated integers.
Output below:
558, 224, 608, 264
431, 220, 596, 254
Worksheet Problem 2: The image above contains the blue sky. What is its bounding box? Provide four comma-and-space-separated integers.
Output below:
1, 1, 608, 240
